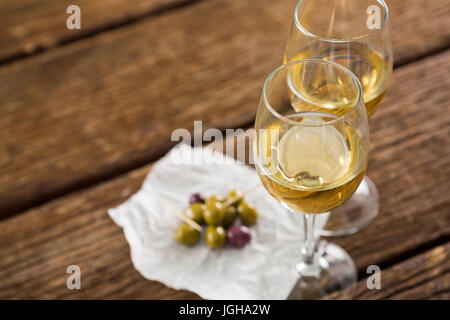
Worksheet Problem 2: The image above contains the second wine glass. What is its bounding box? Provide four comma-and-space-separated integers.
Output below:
284, 0, 393, 236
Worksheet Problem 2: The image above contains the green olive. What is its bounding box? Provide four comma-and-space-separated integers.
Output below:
185, 203, 205, 225
175, 224, 201, 245
227, 189, 244, 207
222, 205, 237, 228
203, 202, 225, 226
237, 201, 258, 225
205, 194, 225, 206
205, 225, 226, 249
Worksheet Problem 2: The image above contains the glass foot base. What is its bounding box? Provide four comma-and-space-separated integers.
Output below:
287, 242, 356, 300
320, 176, 379, 237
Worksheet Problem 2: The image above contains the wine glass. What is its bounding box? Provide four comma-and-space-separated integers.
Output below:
284, 0, 393, 236
254, 60, 369, 299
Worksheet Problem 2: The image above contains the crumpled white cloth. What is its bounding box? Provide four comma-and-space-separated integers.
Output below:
109, 144, 328, 299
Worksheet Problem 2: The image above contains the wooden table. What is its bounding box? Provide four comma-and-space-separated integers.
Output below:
0, 0, 449, 299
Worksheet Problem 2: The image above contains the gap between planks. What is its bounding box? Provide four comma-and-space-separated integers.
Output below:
0, 0, 205, 67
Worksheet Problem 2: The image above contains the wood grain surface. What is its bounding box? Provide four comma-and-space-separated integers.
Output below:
1, 0, 449, 218
0, 50, 449, 299
0, 0, 195, 61
325, 242, 450, 299
0, 0, 448, 63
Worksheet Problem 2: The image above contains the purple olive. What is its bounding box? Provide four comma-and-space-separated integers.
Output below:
227, 225, 251, 247
189, 193, 205, 205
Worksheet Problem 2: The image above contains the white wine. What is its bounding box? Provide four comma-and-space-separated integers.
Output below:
285, 44, 390, 116
256, 113, 368, 213
286, 60, 360, 117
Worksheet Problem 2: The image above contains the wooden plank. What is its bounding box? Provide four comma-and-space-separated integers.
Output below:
0, 51, 449, 299
0, 0, 448, 63
0, 0, 194, 61
0, 0, 449, 218
324, 242, 450, 299
0, 163, 196, 299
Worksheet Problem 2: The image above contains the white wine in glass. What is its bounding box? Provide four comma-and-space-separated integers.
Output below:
254, 60, 369, 299
284, 0, 393, 236
258, 114, 367, 214
287, 44, 390, 116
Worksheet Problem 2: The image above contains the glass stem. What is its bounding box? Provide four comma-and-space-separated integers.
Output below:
297, 214, 321, 277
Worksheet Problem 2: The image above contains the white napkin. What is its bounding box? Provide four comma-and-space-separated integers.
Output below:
109, 144, 328, 299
